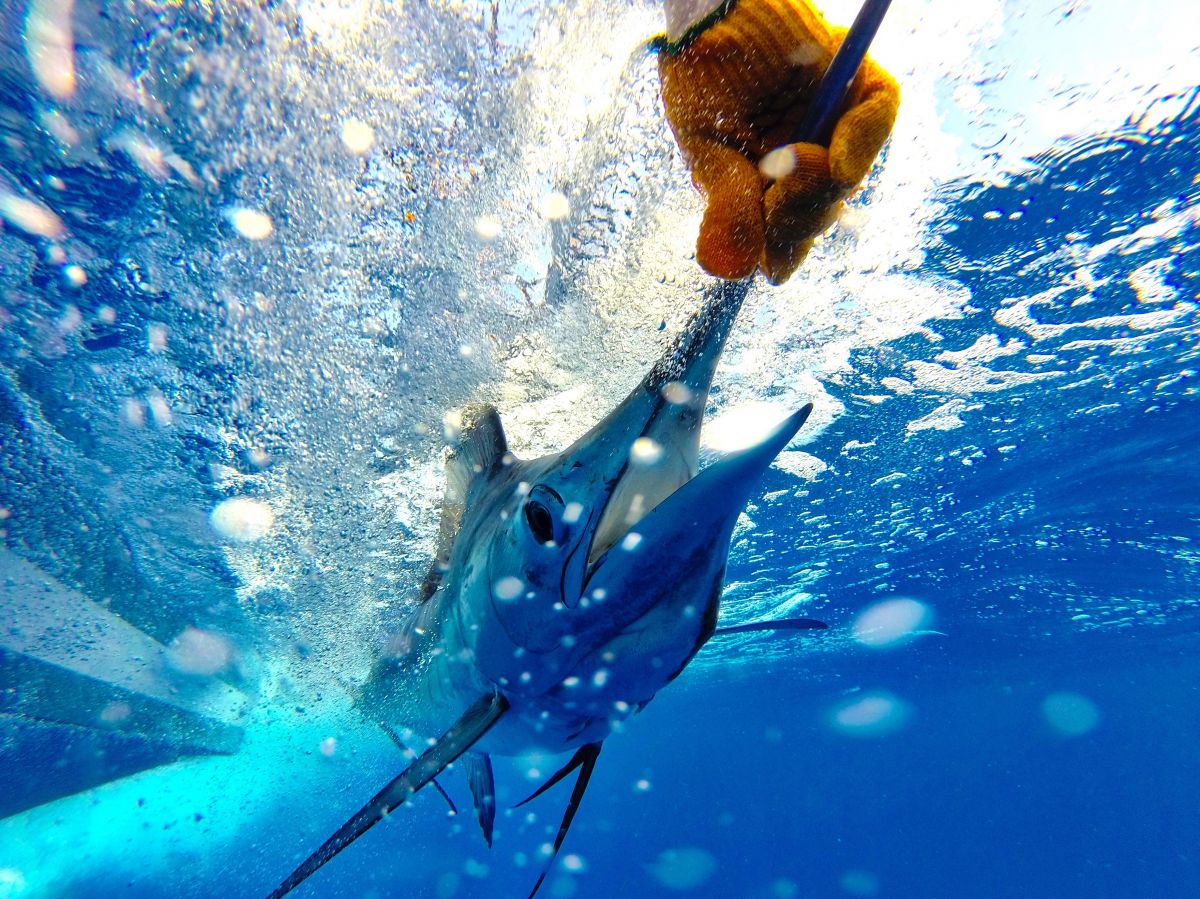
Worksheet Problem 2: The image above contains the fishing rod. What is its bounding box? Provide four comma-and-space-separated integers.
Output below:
795, 0, 893, 145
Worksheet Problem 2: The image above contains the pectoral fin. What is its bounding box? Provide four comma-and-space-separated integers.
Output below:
462, 752, 496, 847
268, 693, 508, 899
712, 617, 828, 636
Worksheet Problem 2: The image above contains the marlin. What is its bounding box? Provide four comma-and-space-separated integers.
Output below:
268, 279, 826, 898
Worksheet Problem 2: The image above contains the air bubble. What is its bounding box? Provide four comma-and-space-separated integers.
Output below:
340, 118, 375, 153
166, 627, 233, 676
829, 692, 911, 737
227, 207, 274, 240
146, 390, 171, 427
661, 381, 693, 404
646, 847, 716, 890
210, 497, 275, 541
0, 868, 27, 897
852, 597, 933, 648
122, 398, 146, 428
493, 576, 524, 601
1042, 692, 1100, 737
57, 305, 81, 333
538, 192, 570, 220
463, 858, 488, 878
23, 0, 75, 100
0, 191, 65, 238
840, 869, 880, 896
629, 437, 664, 465
247, 447, 272, 470
147, 323, 168, 353
759, 147, 795, 179
772, 879, 801, 899
99, 701, 131, 724
436, 871, 460, 898
474, 215, 502, 241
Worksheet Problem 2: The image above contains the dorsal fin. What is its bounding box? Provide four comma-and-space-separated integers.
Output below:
445, 404, 509, 501
419, 405, 509, 604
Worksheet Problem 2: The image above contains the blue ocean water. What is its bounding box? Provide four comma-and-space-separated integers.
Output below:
1, 2, 1198, 898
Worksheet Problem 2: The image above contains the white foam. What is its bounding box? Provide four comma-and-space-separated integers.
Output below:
771, 451, 828, 480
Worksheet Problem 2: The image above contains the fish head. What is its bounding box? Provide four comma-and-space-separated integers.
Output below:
463, 403, 813, 700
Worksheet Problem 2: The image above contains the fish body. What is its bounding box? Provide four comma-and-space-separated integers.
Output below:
270, 280, 815, 897
360, 279, 804, 753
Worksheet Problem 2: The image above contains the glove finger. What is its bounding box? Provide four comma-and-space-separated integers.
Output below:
690, 142, 766, 281
762, 237, 816, 286
762, 143, 840, 283
829, 67, 900, 186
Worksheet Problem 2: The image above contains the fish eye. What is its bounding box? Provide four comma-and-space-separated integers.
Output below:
525, 501, 556, 545
523, 485, 565, 546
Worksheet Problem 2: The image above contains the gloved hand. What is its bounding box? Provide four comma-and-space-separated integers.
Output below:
656, 0, 900, 283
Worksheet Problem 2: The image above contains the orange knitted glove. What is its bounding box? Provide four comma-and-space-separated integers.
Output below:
656, 0, 900, 283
